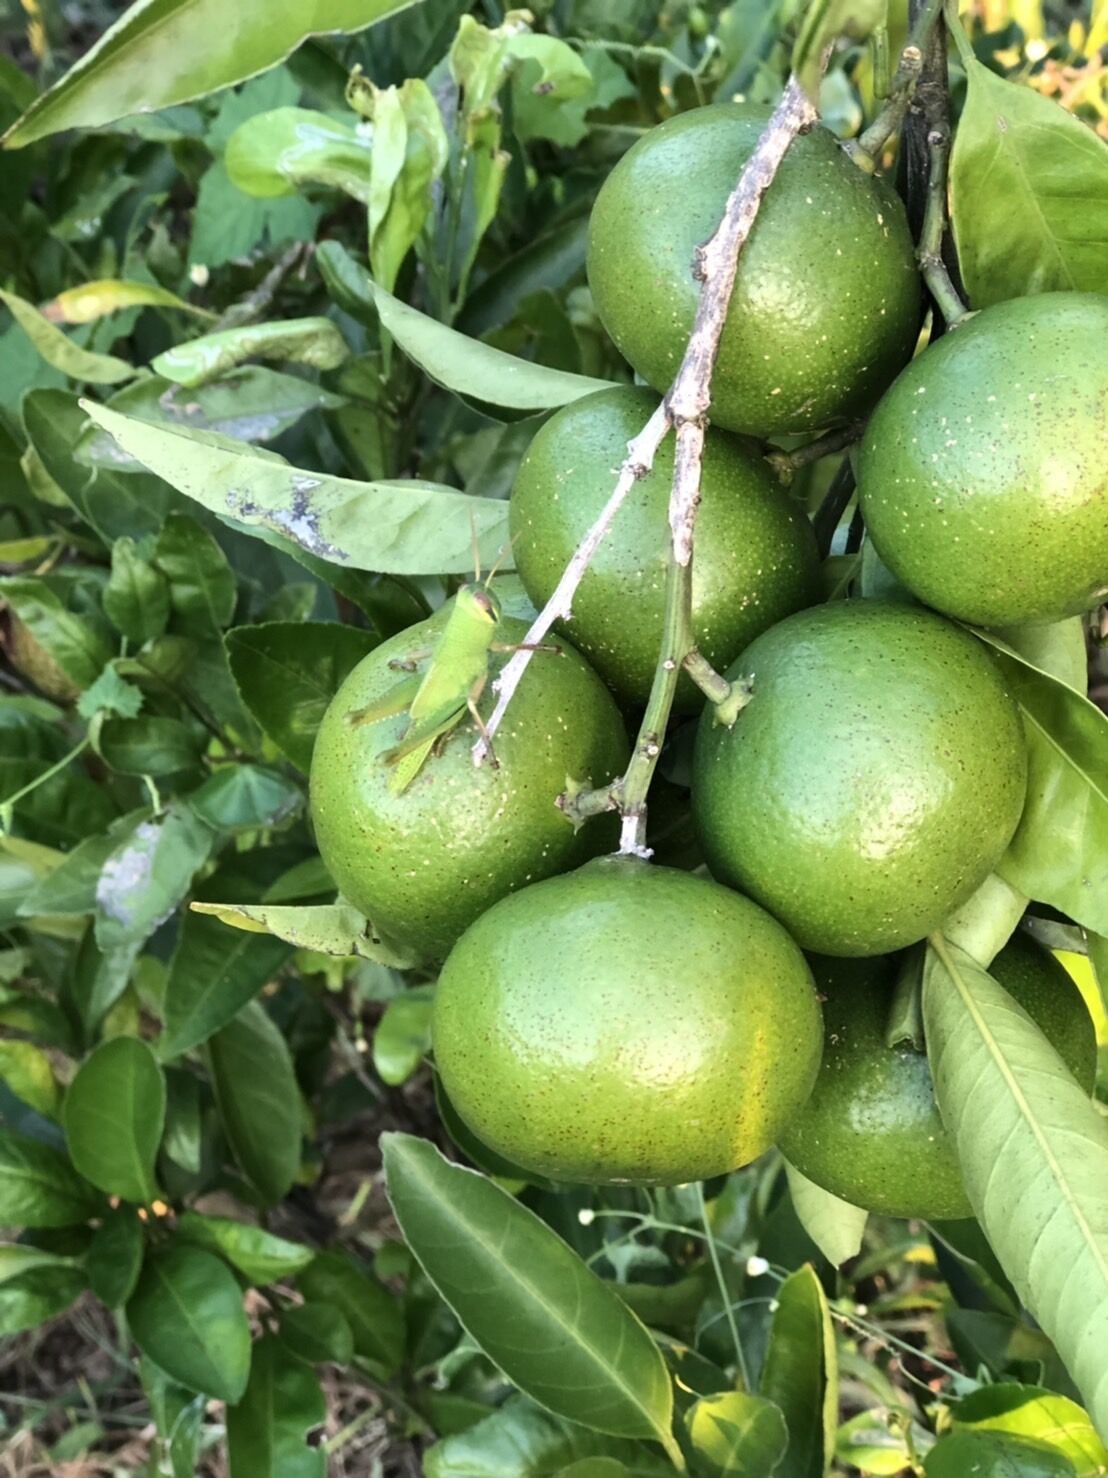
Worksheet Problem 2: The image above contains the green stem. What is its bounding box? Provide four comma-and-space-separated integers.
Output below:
0, 734, 90, 819
917, 121, 970, 327
696, 1182, 751, 1390
848, 0, 945, 169
767, 423, 863, 482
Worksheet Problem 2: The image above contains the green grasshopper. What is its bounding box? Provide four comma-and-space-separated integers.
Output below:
346, 559, 558, 793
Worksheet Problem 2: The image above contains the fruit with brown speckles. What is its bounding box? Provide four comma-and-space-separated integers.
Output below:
692, 601, 1028, 956
432, 856, 824, 1186
309, 601, 629, 962
779, 934, 1097, 1219
858, 292, 1108, 626
510, 385, 822, 709
587, 103, 921, 439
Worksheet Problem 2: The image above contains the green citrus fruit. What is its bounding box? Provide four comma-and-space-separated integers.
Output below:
779, 934, 1098, 1220
510, 385, 822, 709
692, 602, 1027, 956
586, 104, 920, 439
309, 602, 629, 962
432, 856, 823, 1185
858, 292, 1108, 626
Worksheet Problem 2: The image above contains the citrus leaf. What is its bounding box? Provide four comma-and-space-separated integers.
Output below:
923, 938, 1108, 1435
127, 1244, 251, 1403
295, 1250, 404, 1377
424, 1398, 674, 1478
225, 1335, 326, 1478
189, 900, 416, 966
372, 984, 434, 1084
0, 1040, 60, 1118
161, 910, 293, 1058
0, 1249, 87, 1334
63, 1035, 166, 1204
207, 1001, 301, 1204
45, 279, 213, 325
973, 629, 1108, 935
784, 1162, 867, 1268
151, 318, 349, 389
760, 1265, 837, 1478
924, 1430, 1076, 1478
176, 1211, 314, 1285
277, 1303, 354, 1366
1, 0, 423, 147
382, 1133, 678, 1455
226, 108, 372, 203
949, 50, 1108, 307
86, 1207, 145, 1306
0, 1127, 100, 1227
0, 289, 135, 384
951, 1383, 1108, 1477
79, 399, 511, 576
683, 1391, 789, 1477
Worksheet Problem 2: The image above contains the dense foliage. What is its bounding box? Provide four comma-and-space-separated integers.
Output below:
0, 1, 1106, 1475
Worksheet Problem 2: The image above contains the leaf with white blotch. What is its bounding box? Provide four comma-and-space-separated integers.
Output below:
152, 318, 349, 390
1, 0, 424, 147
382, 1134, 678, 1457
923, 938, 1108, 1435
190, 900, 419, 967
0, 289, 135, 383
79, 400, 511, 576
784, 1162, 867, 1269
949, 37, 1108, 307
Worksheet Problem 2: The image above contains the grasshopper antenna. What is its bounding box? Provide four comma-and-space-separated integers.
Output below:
483, 529, 520, 589
469, 509, 481, 585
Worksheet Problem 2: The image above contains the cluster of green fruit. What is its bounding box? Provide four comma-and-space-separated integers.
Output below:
311, 105, 1105, 1219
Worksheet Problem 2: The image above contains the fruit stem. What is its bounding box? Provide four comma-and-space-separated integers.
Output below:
847, 0, 945, 171
766, 421, 864, 484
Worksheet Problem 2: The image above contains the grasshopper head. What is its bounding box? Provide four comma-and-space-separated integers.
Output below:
457, 582, 502, 626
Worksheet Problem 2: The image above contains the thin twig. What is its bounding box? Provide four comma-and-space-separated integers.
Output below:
917, 125, 969, 326
846, 0, 945, 170
766, 421, 864, 483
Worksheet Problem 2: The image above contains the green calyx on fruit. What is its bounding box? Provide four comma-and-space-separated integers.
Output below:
859, 291, 1108, 627
587, 103, 921, 439
510, 385, 822, 710
779, 934, 1098, 1220
692, 601, 1028, 957
308, 601, 629, 962
432, 856, 824, 1187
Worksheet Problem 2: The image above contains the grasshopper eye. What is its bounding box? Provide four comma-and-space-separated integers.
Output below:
470, 589, 499, 622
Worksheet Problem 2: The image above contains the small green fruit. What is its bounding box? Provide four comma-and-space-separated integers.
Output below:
587, 104, 920, 439
432, 856, 824, 1186
510, 385, 822, 709
692, 602, 1027, 956
779, 935, 1098, 1220
858, 292, 1108, 626
309, 603, 629, 962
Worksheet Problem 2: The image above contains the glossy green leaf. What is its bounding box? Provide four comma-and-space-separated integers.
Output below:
86, 1207, 145, 1306
224, 621, 377, 772
152, 318, 349, 390
949, 43, 1108, 307
94, 804, 214, 953
46, 279, 213, 325
190, 900, 418, 967
684, 1391, 789, 1477
927, 1431, 1075, 1477
783, 1163, 867, 1269
155, 512, 236, 635
80, 400, 512, 576
0, 288, 134, 383
161, 910, 293, 1057
226, 107, 371, 202
952, 1384, 1108, 1477
226, 1334, 325, 1478
834, 1410, 913, 1476
1089, 934, 1108, 1022
0, 1127, 99, 1227
0, 1245, 86, 1334
559, 1462, 629, 1478
760, 1265, 837, 1478
973, 630, 1108, 935
369, 272, 613, 410
127, 1244, 251, 1403
1, 0, 424, 147
278, 1302, 354, 1366
77, 664, 145, 722
103, 538, 170, 644
187, 765, 302, 834
63, 1036, 166, 1203
140, 1357, 205, 1478
423, 1397, 674, 1478
0, 575, 113, 692
923, 939, 1108, 1434
98, 715, 204, 776
207, 1000, 301, 1204
177, 1211, 314, 1285
77, 370, 345, 472
373, 984, 434, 1085
382, 1133, 677, 1454
296, 1250, 404, 1377
0, 1040, 59, 1117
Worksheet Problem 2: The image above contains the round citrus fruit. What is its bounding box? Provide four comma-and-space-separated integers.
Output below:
432, 856, 823, 1185
587, 104, 920, 439
309, 600, 629, 962
858, 292, 1108, 626
510, 385, 822, 709
692, 601, 1027, 956
779, 933, 1097, 1220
